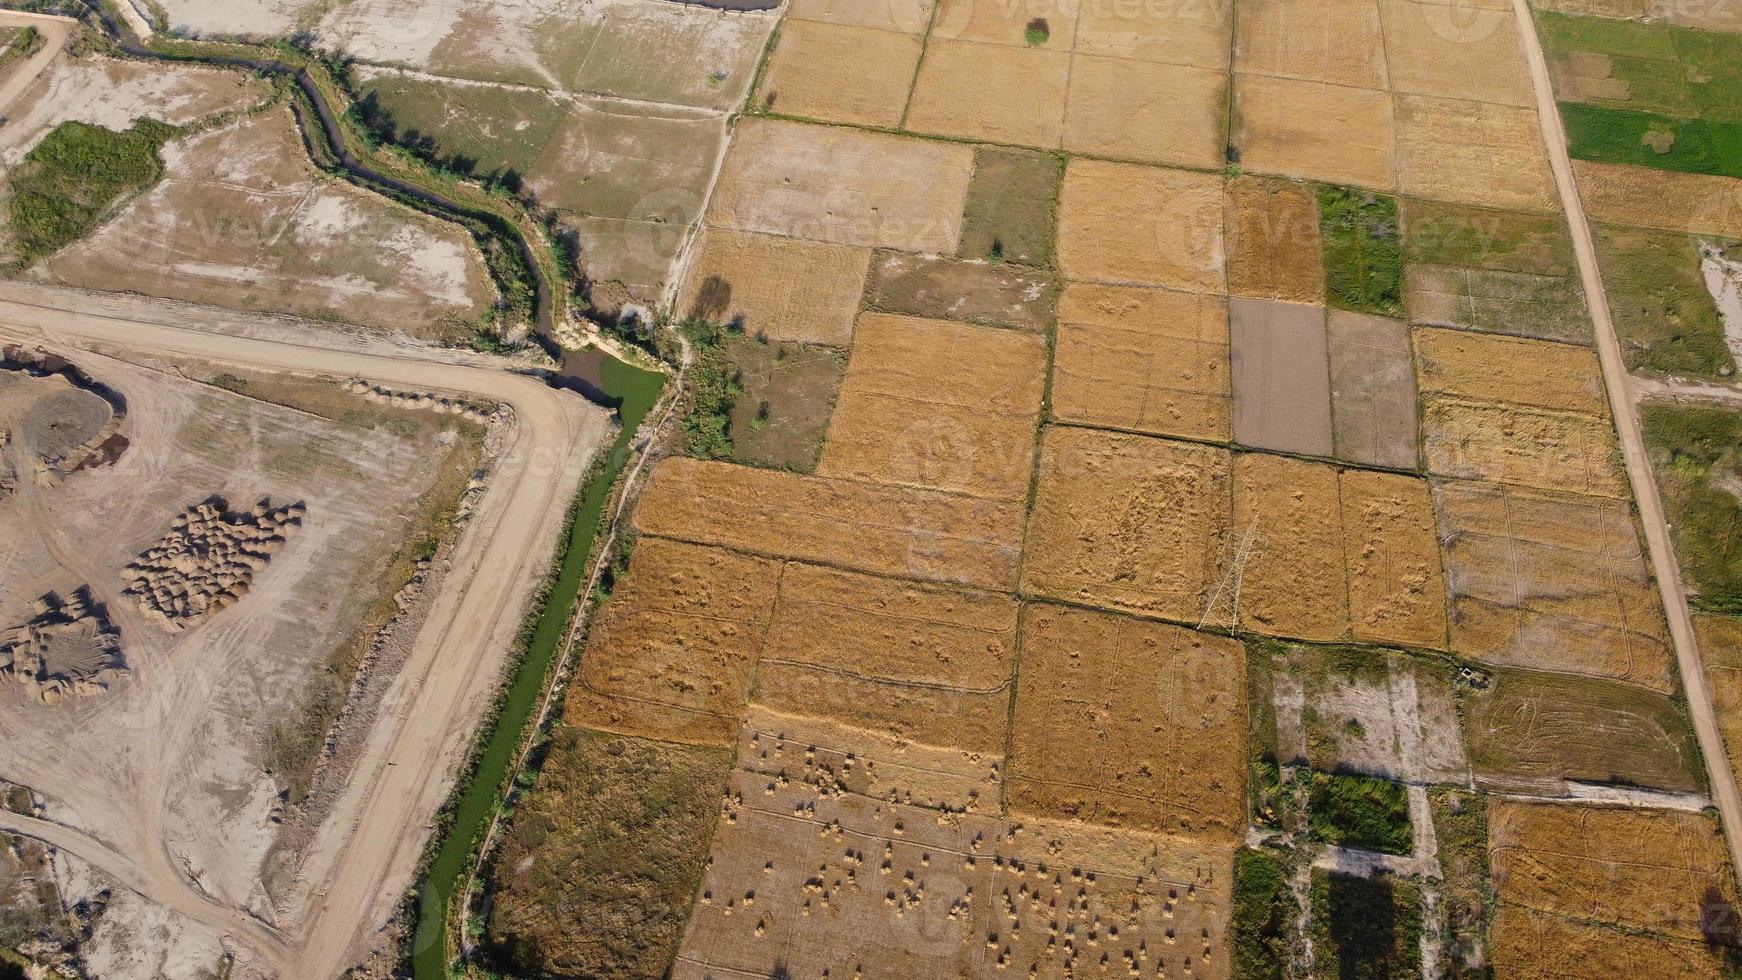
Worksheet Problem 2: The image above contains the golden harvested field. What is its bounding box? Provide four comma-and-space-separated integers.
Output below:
787, 0, 935, 33
816, 314, 1048, 500
1422, 398, 1628, 497
1076, 2, 1234, 69
1379, 0, 1533, 106
1233, 454, 1351, 642
757, 19, 922, 127
677, 227, 870, 346
1224, 176, 1326, 304
1234, 0, 1388, 87
672, 770, 1235, 979
1057, 160, 1227, 291
708, 119, 975, 252
1436, 480, 1674, 689
931, 0, 1077, 46
1700, 615, 1742, 800
565, 539, 783, 747
1489, 801, 1736, 942
1342, 469, 1450, 649
1050, 283, 1232, 442
1490, 906, 1731, 979
750, 563, 1019, 755
1009, 603, 1248, 842
1394, 95, 1558, 210
1413, 328, 1608, 416
1022, 427, 1233, 622
906, 39, 1071, 148
1234, 75, 1396, 190
1062, 57, 1228, 169
1573, 162, 1742, 237
634, 457, 1027, 591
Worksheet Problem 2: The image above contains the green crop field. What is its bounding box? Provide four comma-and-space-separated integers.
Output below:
1319, 185, 1403, 317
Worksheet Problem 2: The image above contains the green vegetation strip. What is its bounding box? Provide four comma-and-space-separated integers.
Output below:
7, 119, 177, 265
1642, 402, 1742, 613
411, 355, 664, 979
1318, 185, 1402, 317
1307, 771, 1413, 855
1561, 102, 1742, 180
1231, 849, 1297, 980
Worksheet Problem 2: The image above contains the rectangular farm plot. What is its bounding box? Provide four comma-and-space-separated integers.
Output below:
1404, 264, 1592, 344
815, 314, 1047, 500
930, 0, 1080, 46
1413, 328, 1607, 416
1075, 1, 1234, 69
1395, 96, 1558, 210
1234, 0, 1388, 88
1233, 454, 1351, 642
1698, 615, 1742, 808
1062, 57, 1228, 170
787, 0, 935, 33
1021, 427, 1233, 622
1491, 905, 1732, 979
865, 252, 1055, 331
708, 119, 974, 252
1270, 645, 1469, 784
1437, 480, 1674, 689
1057, 159, 1227, 292
750, 564, 1018, 755
1342, 469, 1449, 648
1234, 75, 1396, 191
565, 539, 782, 746
958, 145, 1062, 266
1328, 311, 1418, 469
569, 3, 772, 110
905, 39, 1071, 149
1488, 801, 1735, 940
1574, 161, 1742, 238
1225, 176, 1327, 304
757, 19, 922, 127
1229, 297, 1334, 456
1009, 603, 1248, 841
678, 227, 870, 346
1422, 398, 1627, 497
1051, 283, 1231, 442
1379, 0, 1533, 106
635, 457, 1027, 590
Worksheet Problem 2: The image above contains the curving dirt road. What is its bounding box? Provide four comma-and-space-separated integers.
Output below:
0, 11, 69, 117
1511, 0, 1742, 886
0, 289, 611, 977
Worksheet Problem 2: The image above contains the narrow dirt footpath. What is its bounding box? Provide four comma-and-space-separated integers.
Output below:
1510, 0, 1742, 887
0, 11, 69, 115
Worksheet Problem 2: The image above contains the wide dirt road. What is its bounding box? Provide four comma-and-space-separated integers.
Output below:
0, 288, 609, 977
1511, 0, 1742, 884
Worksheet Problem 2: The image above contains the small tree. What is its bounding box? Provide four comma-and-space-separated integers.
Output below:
1024, 18, 1050, 45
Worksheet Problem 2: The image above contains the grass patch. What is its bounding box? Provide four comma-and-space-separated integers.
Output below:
7, 119, 178, 265
354, 74, 564, 186
0, 26, 40, 70
1561, 102, 1742, 179
1307, 771, 1412, 855
1643, 402, 1742, 610
1537, 11, 1742, 124
720, 335, 846, 472
681, 322, 744, 461
1309, 869, 1422, 980
1430, 789, 1493, 978
1401, 199, 1576, 277
1318, 185, 1403, 317
1232, 849, 1298, 980
959, 146, 1062, 268
1596, 224, 1733, 377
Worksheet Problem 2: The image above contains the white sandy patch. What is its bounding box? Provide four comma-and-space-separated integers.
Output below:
155, 0, 308, 38
1701, 242, 1742, 371
299, 192, 367, 242
56, 854, 236, 980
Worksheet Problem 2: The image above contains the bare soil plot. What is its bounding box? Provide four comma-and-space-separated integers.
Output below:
750, 563, 1018, 755
1075, 1, 1234, 69
958, 146, 1062, 266
1491, 905, 1731, 979
1436, 480, 1674, 689
757, 19, 921, 126
718, 336, 845, 471
1270, 644, 1468, 783
1062, 57, 1228, 169
1394, 96, 1558, 210
673, 769, 1235, 979
678, 227, 871, 346
634, 457, 1028, 590
1573, 161, 1742, 237
38, 107, 493, 341
1233, 75, 1397, 190
865, 252, 1054, 331
1463, 670, 1701, 792
815, 314, 1047, 500
1225, 176, 1327, 304
1413, 328, 1607, 416
1229, 297, 1334, 456
1021, 427, 1233, 622
565, 539, 782, 747
1421, 399, 1628, 497
1233, 454, 1351, 642
708, 119, 975, 252
787, 0, 936, 33
153, 0, 306, 38
543, 0, 774, 109
1009, 603, 1248, 841
526, 102, 722, 219
1234, 0, 1388, 88
905, 39, 1071, 149
1327, 311, 1417, 469
1403, 265, 1593, 343
1378, 0, 1533, 106
1051, 282, 1232, 442
1056, 159, 1226, 291
1342, 469, 1448, 648
1488, 801, 1733, 939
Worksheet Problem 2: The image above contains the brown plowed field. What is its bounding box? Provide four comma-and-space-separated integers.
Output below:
1341, 469, 1449, 649
1057, 159, 1227, 292
1062, 57, 1227, 169
865, 253, 1054, 332
564, 539, 783, 746
1051, 283, 1231, 442
1225, 176, 1327, 304
1573, 161, 1742, 237
758, 19, 922, 127
906, 39, 1071, 148
1234, 0, 1388, 88
634, 457, 1027, 591
1327, 311, 1418, 469
1436, 480, 1674, 689
1422, 398, 1628, 498
1234, 75, 1396, 190
1229, 297, 1334, 457
1413, 328, 1607, 416
815, 313, 1047, 500
750, 563, 1019, 755
1491, 905, 1730, 979
1021, 427, 1233, 622
1394, 95, 1557, 210
1378, 0, 1533, 106
678, 227, 871, 346
1008, 603, 1248, 842
1233, 454, 1351, 642
1489, 801, 1736, 941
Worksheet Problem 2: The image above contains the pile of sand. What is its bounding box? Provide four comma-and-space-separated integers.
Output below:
123, 497, 305, 631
